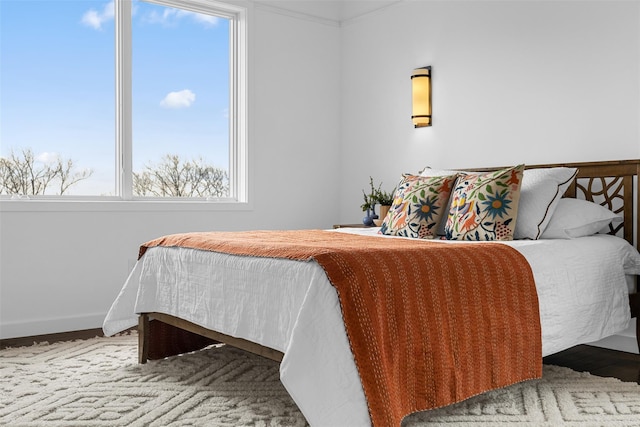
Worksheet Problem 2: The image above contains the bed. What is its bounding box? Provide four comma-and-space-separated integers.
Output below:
103, 159, 640, 427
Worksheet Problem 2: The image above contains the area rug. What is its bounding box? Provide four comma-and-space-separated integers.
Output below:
1, 333, 639, 426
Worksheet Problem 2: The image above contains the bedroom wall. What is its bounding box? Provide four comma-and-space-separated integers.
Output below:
0, 5, 342, 339
338, 0, 640, 353
339, 0, 640, 221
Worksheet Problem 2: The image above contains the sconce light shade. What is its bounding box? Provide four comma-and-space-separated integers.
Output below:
411, 66, 432, 127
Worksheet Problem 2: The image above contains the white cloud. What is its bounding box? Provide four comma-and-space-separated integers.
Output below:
143, 8, 219, 28
81, 1, 114, 30
160, 89, 196, 109
179, 10, 219, 27
36, 152, 60, 164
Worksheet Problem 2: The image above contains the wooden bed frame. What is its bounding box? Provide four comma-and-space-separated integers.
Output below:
138, 159, 640, 364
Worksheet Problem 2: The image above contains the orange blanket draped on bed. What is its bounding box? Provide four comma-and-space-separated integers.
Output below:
140, 230, 542, 426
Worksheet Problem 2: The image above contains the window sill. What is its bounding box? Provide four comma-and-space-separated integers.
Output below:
0, 199, 252, 213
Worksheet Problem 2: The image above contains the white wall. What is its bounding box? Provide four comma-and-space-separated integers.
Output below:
338, 0, 640, 353
0, 6, 342, 339
338, 0, 640, 222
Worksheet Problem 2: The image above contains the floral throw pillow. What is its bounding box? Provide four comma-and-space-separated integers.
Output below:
380, 174, 457, 239
444, 165, 525, 241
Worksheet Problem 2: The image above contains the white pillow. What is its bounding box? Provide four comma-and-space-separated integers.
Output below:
419, 167, 463, 177
540, 198, 623, 239
514, 167, 577, 240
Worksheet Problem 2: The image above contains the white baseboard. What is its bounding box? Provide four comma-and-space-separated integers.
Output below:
0, 313, 106, 340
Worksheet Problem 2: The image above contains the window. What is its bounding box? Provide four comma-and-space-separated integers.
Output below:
0, 0, 247, 202
0, 0, 115, 196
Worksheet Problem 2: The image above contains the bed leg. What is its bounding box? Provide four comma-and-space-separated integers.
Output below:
636, 315, 639, 354
138, 313, 149, 364
630, 291, 639, 353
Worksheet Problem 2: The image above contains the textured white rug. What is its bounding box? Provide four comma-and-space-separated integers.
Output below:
1, 332, 639, 426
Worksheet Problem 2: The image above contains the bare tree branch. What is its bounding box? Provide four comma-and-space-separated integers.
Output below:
133, 154, 228, 198
56, 158, 93, 195
1, 149, 226, 197
0, 148, 93, 196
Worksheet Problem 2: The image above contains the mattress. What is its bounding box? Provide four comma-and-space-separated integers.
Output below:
103, 229, 640, 426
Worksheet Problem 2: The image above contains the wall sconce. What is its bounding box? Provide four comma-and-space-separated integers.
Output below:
411, 66, 432, 127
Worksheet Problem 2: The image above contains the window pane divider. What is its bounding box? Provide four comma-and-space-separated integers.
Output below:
115, 0, 133, 199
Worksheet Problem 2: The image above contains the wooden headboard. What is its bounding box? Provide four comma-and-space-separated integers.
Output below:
470, 159, 640, 249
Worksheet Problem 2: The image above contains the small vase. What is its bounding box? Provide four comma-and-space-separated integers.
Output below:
370, 204, 378, 220
362, 209, 374, 226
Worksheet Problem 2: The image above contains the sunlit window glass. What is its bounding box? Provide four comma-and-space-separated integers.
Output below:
131, 1, 230, 198
0, 0, 115, 196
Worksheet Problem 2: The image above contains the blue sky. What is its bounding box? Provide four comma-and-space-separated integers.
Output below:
0, 0, 230, 195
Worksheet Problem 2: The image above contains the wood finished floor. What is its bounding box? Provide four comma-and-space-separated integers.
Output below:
543, 344, 640, 384
2, 329, 639, 384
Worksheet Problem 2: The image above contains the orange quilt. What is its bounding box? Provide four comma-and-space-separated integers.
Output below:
140, 230, 542, 426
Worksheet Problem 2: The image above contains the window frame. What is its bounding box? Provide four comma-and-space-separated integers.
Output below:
0, 0, 248, 207
119, 0, 248, 203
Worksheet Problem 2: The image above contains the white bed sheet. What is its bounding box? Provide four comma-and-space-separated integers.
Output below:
103, 230, 640, 427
